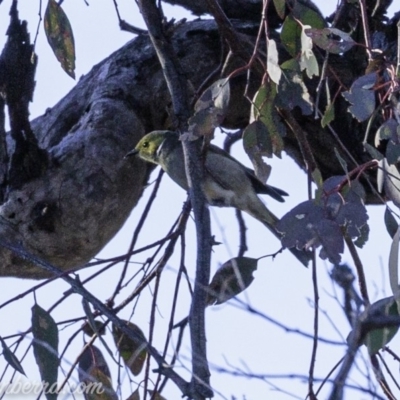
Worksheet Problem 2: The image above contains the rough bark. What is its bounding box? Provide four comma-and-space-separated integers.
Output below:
0, 20, 246, 278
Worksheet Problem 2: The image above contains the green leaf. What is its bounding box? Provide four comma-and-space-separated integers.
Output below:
188, 78, 230, 140
44, 0, 76, 78
251, 83, 285, 156
280, 2, 325, 57
81, 299, 115, 363
112, 321, 147, 376
272, 0, 286, 19
311, 168, 323, 189
363, 143, 384, 161
31, 304, 59, 400
207, 257, 259, 305
280, 58, 299, 71
384, 208, 399, 239
82, 299, 101, 336
305, 27, 356, 54
334, 148, 348, 175
321, 102, 334, 127
291, 1, 325, 28
281, 15, 300, 57
277, 61, 313, 115
243, 120, 272, 183
186, 107, 222, 140
1, 338, 25, 376
243, 120, 273, 157
363, 297, 400, 355
82, 320, 106, 337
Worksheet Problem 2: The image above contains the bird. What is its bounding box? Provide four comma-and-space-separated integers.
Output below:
127, 130, 310, 266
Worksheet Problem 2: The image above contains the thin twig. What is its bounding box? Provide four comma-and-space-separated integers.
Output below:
32, 0, 43, 51
314, 0, 346, 116
378, 352, 400, 392
109, 168, 164, 304
112, 0, 147, 35
144, 264, 163, 400
235, 209, 248, 258
344, 235, 370, 306
308, 253, 319, 399
113, 201, 191, 314
280, 109, 317, 173
327, 317, 363, 400
358, 0, 372, 61
203, 0, 243, 55
154, 233, 187, 395
0, 240, 191, 397
136, 1, 214, 398
370, 354, 396, 400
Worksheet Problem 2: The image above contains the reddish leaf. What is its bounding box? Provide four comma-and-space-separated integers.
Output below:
44, 0, 76, 78
305, 27, 356, 54
78, 345, 117, 400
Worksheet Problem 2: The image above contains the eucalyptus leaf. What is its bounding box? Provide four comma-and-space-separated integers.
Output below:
342, 73, 376, 122
384, 208, 399, 239
267, 39, 282, 85
78, 345, 117, 400
381, 158, 400, 209
273, 0, 286, 18
126, 389, 141, 400
31, 304, 59, 400
305, 27, 356, 54
194, 78, 230, 114
363, 297, 400, 355
112, 321, 147, 376
44, 0, 75, 78
1, 338, 25, 376
207, 257, 259, 305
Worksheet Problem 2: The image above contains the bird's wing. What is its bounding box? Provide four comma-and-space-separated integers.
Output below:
204, 149, 251, 192
208, 145, 287, 201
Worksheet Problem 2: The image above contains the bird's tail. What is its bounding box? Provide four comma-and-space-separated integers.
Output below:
247, 201, 312, 267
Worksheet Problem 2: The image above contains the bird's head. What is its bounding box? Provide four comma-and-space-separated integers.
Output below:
126, 130, 174, 164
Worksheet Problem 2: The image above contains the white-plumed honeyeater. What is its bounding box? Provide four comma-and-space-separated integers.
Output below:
128, 130, 310, 265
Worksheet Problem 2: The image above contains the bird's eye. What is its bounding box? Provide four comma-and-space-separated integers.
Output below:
142, 141, 149, 148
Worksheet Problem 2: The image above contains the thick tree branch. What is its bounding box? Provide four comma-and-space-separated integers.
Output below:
137, 1, 213, 398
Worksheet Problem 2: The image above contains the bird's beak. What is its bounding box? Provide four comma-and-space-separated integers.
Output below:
125, 148, 139, 159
